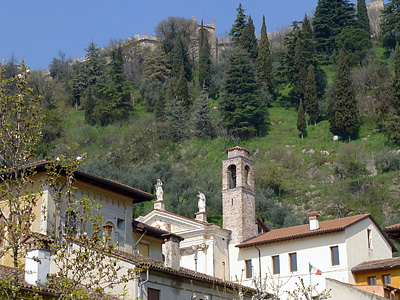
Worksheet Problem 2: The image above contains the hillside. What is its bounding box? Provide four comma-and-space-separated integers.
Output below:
44, 98, 400, 231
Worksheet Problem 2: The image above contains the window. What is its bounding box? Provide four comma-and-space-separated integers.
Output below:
148, 288, 160, 300
289, 253, 298, 272
272, 255, 280, 274
330, 246, 340, 266
245, 259, 252, 278
383, 274, 391, 284
228, 165, 237, 188
245, 165, 250, 185
368, 276, 377, 285
367, 229, 372, 249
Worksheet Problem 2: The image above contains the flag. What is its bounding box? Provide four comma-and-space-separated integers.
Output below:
309, 263, 322, 275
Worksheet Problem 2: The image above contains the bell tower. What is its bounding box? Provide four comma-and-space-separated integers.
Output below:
222, 147, 256, 244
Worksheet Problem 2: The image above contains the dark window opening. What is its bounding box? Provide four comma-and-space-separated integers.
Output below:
331, 246, 340, 266
289, 253, 297, 272
228, 165, 237, 188
272, 255, 280, 274
245, 260, 252, 278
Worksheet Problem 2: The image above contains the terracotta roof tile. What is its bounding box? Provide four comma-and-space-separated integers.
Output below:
238, 214, 371, 248
352, 257, 400, 272
112, 249, 255, 294
226, 146, 250, 154
385, 223, 400, 231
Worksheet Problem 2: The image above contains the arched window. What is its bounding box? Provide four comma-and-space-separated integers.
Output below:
245, 165, 250, 185
103, 222, 114, 244
228, 165, 237, 188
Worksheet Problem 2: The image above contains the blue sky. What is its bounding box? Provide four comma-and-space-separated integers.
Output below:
0, 0, 378, 70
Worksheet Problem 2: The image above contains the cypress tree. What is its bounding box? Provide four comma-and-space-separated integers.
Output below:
257, 15, 274, 92
221, 48, 267, 139
176, 64, 190, 109
239, 15, 258, 60
172, 35, 192, 81
198, 20, 212, 89
394, 43, 400, 114
329, 51, 359, 141
292, 39, 308, 105
230, 3, 247, 42
297, 99, 307, 139
304, 64, 319, 125
357, 0, 371, 34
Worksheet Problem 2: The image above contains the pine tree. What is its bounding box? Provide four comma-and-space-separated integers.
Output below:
257, 15, 274, 93
304, 64, 319, 125
221, 48, 267, 139
176, 63, 190, 109
313, 0, 356, 55
297, 99, 307, 139
230, 3, 247, 42
167, 94, 187, 141
381, 0, 400, 50
192, 88, 214, 138
239, 15, 258, 60
329, 51, 359, 141
357, 0, 371, 34
95, 47, 131, 125
198, 20, 212, 89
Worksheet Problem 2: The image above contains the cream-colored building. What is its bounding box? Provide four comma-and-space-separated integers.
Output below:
0, 160, 254, 300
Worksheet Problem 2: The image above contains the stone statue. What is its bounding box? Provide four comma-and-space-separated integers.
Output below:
155, 179, 163, 201
197, 191, 206, 213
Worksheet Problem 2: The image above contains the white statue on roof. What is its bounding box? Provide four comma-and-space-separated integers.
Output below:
155, 179, 163, 201
197, 191, 206, 213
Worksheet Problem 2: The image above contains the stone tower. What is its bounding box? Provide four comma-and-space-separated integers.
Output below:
222, 147, 256, 244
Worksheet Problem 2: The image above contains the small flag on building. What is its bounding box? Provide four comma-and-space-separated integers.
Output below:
309, 263, 322, 275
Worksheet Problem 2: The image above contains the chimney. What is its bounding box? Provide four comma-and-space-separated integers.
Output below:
307, 211, 321, 231
163, 235, 181, 270
25, 237, 50, 286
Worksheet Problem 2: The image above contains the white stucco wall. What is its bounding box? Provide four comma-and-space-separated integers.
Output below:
326, 278, 387, 300
344, 218, 393, 284
231, 218, 393, 299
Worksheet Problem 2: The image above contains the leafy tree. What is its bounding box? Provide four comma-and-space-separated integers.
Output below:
381, 0, 400, 50
313, 0, 356, 55
257, 15, 274, 93
304, 64, 319, 125
230, 3, 247, 42
357, 0, 371, 34
0, 61, 43, 300
297, 99, 307, 139
156, 16, 197, 56
198, 20, 212, 89
239, 15, 258, 60
221, 48, 267, 139
192, 88, 214, 138
328, 51, 360, 141
46, 156, 137, 300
